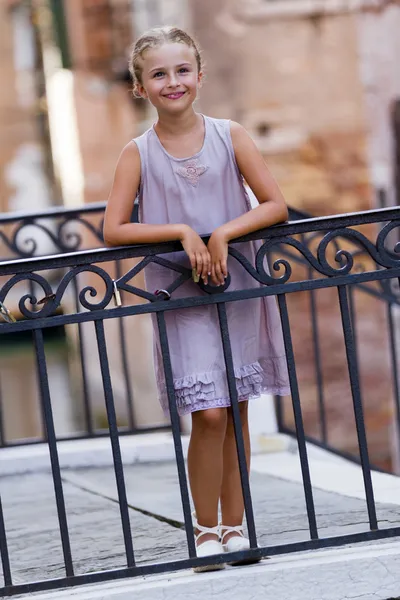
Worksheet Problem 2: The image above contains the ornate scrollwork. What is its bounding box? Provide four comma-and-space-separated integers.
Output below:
57, 217, 104, 253
0, 215, 104, 260
2, 218, 400, 320
0, 221, 45, 258
247, 223, 400, 286
0, 265, 114, 319
376, 221, 400, 265
0, 272, 54, 319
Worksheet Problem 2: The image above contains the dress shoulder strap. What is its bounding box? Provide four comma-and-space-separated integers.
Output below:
205, 116, 240, 176
132, 127, 154, 188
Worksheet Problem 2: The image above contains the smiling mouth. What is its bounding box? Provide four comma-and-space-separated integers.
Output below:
164, 92, 186, 100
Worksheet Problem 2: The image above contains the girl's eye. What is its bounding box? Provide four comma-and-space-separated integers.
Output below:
153, 72, 164, 78
178, 68, 189, 73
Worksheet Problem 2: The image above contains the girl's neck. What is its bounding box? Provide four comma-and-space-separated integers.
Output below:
154, 108, 200, 137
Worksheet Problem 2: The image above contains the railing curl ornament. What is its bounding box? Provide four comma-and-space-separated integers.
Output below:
376, 220, 400, 265
316, 230, 356, 276
318, 225, 400, 273
50, 265, 114, 312
0, 266, 114, 319
0, 216, 105, 260
57, 217, 104, 253
0, 221, 59, 258
0, 272, 54, 319
254, 236, 324, 284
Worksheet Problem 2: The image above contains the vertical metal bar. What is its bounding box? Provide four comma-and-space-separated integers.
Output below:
115, 260, 135, 431
274, 394, 284, 432
0, 495, 12, 587
348, 286, 361, 377
337, 285, 378, 530
94, 320, 135, 567
277, 294, 319, 539
387, 302, 400, 467
217, 303, 258, 548
72, 277, 93, 435
267, 250, 288, 436
156, 312, 196, 558
33, 329, 74, 576
308, 268, 327, 444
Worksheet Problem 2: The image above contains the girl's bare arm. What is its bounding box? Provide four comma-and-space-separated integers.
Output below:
104, 142, 211, 281
218, 121, 288, 241
206, 122, 288, 285
104, 142, 187, 245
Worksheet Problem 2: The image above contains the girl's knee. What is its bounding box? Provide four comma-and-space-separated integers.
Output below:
227, 401, 248, 425
192, 408, 227, 435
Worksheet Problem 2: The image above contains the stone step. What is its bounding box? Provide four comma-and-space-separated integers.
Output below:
13, 541, 400, 600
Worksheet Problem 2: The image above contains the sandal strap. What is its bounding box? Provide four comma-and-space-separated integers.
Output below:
220, 524, 245, 542
192, 512, 220, 541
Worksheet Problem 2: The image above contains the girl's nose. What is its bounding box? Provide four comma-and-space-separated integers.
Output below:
168, 74, 179, 87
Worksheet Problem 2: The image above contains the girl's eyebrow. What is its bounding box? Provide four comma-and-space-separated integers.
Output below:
149, 62, 192, 74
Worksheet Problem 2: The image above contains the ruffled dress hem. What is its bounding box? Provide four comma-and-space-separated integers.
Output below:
159, 359, 291, 417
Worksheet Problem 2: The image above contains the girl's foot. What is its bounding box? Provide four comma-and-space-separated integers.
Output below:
192, 512, 225, 573
220, 524, 261, 566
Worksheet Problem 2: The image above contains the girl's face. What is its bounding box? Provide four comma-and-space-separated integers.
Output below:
138, 43, 202, 114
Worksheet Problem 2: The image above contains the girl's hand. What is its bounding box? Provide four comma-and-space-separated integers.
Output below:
181, 226, 211, 284
207, 228, 229, 286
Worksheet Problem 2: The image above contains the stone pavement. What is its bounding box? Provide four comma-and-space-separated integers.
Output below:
1, 461, 400, 588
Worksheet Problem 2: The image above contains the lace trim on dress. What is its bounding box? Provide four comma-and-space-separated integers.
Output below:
159, 359, 291, 417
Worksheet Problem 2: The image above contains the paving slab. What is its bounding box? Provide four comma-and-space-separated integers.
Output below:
0, 471, 186, 586
68, 462, 400, 539
1, 461, 400, 589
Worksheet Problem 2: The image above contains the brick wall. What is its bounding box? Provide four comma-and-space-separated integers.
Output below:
192, 0, 396, 470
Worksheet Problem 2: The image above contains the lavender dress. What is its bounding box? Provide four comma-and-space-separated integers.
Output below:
134, 115, 290, 416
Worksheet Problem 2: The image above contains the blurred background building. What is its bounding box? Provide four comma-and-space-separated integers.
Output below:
1, 0, 400, 470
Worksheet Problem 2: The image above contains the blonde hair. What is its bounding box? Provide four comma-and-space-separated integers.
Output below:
129, 26, 203, 96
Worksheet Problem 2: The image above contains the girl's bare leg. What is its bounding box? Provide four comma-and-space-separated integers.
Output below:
220, 401, 250, 543
188, 408, 228, 544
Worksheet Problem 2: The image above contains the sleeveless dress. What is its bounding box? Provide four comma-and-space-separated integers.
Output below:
134, 115, 290, 416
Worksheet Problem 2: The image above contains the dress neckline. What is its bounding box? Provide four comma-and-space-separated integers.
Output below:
151, 114, 208, 162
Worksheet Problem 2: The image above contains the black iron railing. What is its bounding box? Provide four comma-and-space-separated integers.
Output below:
0, 201, 303, 446
0, 201, 399, 464
1, 207, 400, 594
0, 201, 154, 445
271, 202, 400, 472
0, 201, 105, 258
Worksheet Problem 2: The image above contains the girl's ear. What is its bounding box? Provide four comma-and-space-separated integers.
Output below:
136, 84, 148, 99
197, 71, 204, 89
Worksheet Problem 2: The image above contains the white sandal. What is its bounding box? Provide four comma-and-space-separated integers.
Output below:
220, 524, 261, 566
192, 512, 225, 573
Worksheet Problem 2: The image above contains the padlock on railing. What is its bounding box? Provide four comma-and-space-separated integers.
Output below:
113, 280, 122, 307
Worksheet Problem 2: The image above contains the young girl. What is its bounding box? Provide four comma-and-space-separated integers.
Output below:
104, 26, 290, 571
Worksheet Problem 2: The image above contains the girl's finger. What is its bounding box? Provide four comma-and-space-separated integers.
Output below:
221, 259, 228, 278
211, 264, 219, 286
220, 263, 225, 285
214, 261, 224, 286
207, 251, 212, 276
195, 252, 203, 276
201, 251, 211, 283
189, 252, 196, 269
